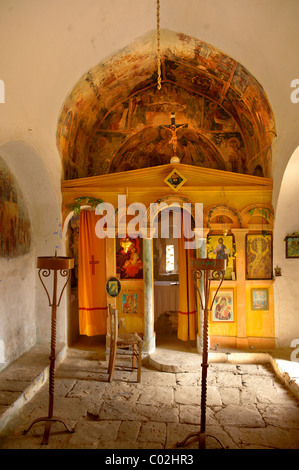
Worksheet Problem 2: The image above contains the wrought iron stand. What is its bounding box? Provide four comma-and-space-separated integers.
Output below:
23, 253, 74, 445
176, 257, 225, 449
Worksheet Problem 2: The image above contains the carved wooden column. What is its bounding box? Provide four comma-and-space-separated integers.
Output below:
195, 228, 209, 352
232, 228, 249, 348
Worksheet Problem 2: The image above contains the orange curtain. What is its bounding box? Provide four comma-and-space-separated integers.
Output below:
177, 213, 196, 341
78, 210, 107, 336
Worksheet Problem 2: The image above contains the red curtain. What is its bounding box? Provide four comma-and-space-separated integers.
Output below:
78, 210, 107, 336
177, 212, 196, 341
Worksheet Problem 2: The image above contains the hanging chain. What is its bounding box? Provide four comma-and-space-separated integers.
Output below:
156, 0, 162, 90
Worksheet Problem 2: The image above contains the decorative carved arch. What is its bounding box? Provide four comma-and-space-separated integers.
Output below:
240, 204, 273, 229
204, 204, 242, 229
147, 194, 197, 224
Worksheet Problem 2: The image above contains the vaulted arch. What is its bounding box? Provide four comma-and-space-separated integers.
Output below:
57, 30, 275, 180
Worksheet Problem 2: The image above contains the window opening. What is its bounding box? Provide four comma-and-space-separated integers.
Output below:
166, 244, 175, 272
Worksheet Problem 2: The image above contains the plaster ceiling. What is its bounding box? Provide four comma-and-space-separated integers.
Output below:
57, 30, 276, 181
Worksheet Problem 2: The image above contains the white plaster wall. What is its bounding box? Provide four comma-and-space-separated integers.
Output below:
0, 253, 36, 368
274, 146, 299, 347
0, 142, 64, 369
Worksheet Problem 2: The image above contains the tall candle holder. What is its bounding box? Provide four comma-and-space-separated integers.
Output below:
23, 253, 74, 445
177, 257, 225, 449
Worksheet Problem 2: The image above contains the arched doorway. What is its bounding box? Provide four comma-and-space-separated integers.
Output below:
152, 203, 198, 351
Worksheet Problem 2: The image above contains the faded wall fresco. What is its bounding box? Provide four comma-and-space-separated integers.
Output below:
57, 31, 275, 180
0, 157, 31, 257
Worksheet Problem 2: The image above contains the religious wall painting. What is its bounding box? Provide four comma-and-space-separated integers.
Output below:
109, 127, 161, 173
211, 288, 234, 322
87, 131, 127, 176
108, 124, 227, 174
191, 72, 224, 102
58, 32, 275, 182
285, 234, 299, 259
163, 59, 225, 102
240, 112, 260, 158
121, 290, 142, 316
192, 43, 236, 82
169, 36, 236, 82
221, 89, 247, 129
210, 132, 247, 174
246, 233, 273, 280
203, 100, 236, 132
116, 236, 143, 280
207, 234, 235, 280
105, 276, 121, 298
100, 102, 131, 132
0, 157, 31, 258
251, 288, 269, 311
252, 88, 275, 137
127, 83, 189, 130
231, 63, 257, 96
191, 134, 226, 170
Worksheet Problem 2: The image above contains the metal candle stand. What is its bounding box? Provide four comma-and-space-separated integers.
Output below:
176, 257, 225, 449
23, 253, 74, 445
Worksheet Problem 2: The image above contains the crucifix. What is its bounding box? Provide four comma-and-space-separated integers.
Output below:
89, 254, 99, 275
176, 257, 226, 449
162, 112, 188, 163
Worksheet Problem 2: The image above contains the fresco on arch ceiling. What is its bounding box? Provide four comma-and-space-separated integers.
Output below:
57, 34, 275, 181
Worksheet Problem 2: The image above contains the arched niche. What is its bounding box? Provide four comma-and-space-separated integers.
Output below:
240, 204, 273, 229
147, 194, 197, 231
204, 204, 242, 230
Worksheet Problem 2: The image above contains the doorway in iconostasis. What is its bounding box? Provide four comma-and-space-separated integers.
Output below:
153, 206, 198, 351
66, 212, 107, 352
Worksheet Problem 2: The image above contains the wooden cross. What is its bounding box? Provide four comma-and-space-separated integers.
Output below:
89, 255, 99, 275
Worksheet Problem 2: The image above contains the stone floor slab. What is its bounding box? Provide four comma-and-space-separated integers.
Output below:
0, 345, 299, 450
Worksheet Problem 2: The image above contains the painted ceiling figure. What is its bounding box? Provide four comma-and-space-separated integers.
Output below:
227, 137, 247, 174
161, 124, 185, 156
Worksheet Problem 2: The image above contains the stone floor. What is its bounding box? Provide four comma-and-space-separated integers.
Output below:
0, 340, 299, 450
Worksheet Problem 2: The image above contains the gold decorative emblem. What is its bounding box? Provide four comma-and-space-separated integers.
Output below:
164, 169, 187, 192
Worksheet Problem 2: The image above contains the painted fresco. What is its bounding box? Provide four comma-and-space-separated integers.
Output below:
57, 32, 275, 181
0, 157, 31, 257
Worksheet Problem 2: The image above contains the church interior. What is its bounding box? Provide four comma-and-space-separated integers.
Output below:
0, 0, 299, 450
